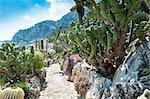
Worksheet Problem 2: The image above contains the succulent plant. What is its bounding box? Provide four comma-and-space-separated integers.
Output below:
0, 43, 44, 85
0, 87, 25, 99
69, 0, 150, 76
41, 40, 44, 50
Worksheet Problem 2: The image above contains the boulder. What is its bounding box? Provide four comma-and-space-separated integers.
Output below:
63, 54, 82, 80
137, 89, 150, 99
72, 39, 150, 99
25, 76, 41, 99
102, 39, 150, 99
72, 60, 112, 98
72, 61, 91, 97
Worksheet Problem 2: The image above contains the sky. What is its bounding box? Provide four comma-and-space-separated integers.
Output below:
0, 0, 75, 41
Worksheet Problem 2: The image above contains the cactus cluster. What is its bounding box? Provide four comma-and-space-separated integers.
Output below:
68, 20, 116, 59
0, 43, 44, 85
68, 0, 150, 75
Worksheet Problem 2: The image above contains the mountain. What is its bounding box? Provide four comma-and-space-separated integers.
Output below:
12, 12, 78, 44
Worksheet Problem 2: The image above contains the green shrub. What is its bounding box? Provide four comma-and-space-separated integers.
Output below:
0, 43, 44, 85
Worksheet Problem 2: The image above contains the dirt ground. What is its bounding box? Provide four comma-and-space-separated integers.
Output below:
39, 63, 79, 99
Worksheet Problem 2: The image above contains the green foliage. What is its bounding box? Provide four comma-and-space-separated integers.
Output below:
74, 0, 149, 35
34, 51, 44, 69
68, 19, 117, 58
50, 30, 72, 55
17, 82, 29, 93
70, 0, 150, 58
0, 43, 44, 85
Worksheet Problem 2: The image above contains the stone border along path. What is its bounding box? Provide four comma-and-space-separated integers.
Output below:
39, 63, 79, 99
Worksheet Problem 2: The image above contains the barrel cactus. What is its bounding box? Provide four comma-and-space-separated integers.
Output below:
0, 87, 25, 99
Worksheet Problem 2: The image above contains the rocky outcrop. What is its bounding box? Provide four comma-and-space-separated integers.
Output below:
137, 89, 150, 99
72, 38, 150, 99
25, 76, 41, 99
102, 39, 150, 99
72, 61, 91, 97
72, 61, 111, 98
63, 54, 82, 81
36, 67, 47, 86
24, 68, 47, 99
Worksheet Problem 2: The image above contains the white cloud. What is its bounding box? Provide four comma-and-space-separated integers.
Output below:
0, 0, 75, 41
46, 0, 75, 21
21, 15, 35, 21
0, 19, 36, 41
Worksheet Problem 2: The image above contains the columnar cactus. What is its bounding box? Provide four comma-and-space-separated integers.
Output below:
45, 38, 49, 59
0, 87, 25, 99
41, 40, 44, 50
30, 46, 34, 54
35, 40, 38, 50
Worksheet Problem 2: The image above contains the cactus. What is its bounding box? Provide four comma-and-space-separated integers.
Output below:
67, 0, 150, 67
35, 40, 38, 50
0, 43, 44, 84
34, 51, 44, 69
41, 40, 44, 50
30, 46, 34, 54
45, 37, 49, 59
0, 87, 25, 99
68, 20, 111, 59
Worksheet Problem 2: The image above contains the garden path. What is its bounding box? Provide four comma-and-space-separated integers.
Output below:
39, 63, 79, 99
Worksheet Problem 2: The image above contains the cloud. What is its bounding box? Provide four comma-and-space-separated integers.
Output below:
21, 15, 35, 21
46, 0, 75, 20
0, 0, 75, 41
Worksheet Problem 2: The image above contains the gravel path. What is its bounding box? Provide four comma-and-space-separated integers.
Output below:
39, 63, 79, 99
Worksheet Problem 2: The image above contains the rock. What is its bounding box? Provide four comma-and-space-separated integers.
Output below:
102, 40, 150, 99
72, 61, 91, 97
36, 67, 46, 84
71, 40, 150, 99
137, 89, 150, 99
86, 71, 111, 99
36, 67, 47, 91
25, 76, 41, 99
72, 61, 112, 98
63, 54, 82, 80
47, 49, 56, 55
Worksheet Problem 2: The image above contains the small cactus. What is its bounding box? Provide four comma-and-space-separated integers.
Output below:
0, 87, 25, 99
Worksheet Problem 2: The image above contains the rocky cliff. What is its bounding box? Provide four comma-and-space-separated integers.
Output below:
12, 12, 78, 44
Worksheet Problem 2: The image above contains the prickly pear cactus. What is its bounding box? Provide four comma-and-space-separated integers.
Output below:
0, 87, 25, 99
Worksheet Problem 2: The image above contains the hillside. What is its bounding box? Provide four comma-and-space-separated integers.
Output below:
12, 12, 78, 44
